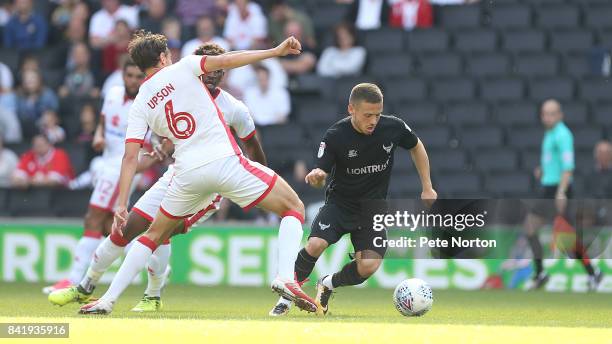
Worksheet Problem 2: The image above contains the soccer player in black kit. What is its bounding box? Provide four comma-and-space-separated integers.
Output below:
269, 83, 437, 316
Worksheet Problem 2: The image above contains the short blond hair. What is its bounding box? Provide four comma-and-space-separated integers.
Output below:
349, 83, 383, 105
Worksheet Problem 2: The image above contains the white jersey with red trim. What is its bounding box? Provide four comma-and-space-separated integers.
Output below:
126, 55, 240, 173
101, 86, 135, 168
132, 87, 257, 221
213, 88, 256, 141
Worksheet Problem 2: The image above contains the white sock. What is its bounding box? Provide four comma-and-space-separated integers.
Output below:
277, 215, 303, 280
68, 235, 102, 284
79, 237, 124, 293
322, 275, 334, 290
100, 239, 155, 303
145, 244, 171, 298
278, 296, 292, 307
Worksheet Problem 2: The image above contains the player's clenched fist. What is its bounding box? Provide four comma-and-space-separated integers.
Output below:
112, 206, 129, 236
275, 36, 302, 57
305, 168, 327, 188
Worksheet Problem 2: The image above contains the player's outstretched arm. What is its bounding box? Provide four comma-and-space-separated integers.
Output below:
203, 36, 302, 72
410, 139, 437, 205
112, 142, 141, 234
305, 168, 327, 189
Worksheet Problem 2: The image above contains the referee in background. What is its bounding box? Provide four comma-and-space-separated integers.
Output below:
524, 99, 602, 290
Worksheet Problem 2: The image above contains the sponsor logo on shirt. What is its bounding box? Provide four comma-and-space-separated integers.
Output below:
346, 158, 390, 175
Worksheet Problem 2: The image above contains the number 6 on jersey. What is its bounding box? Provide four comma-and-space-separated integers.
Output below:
165, 100, 196, 139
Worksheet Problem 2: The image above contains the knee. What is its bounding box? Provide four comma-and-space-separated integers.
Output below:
305, 238, 327, 257
356, 259, 381, 278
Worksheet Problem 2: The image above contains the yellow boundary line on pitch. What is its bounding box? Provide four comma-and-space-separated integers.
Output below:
1, 317, 610, 344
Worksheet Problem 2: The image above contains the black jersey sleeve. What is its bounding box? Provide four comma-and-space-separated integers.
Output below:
314, 129, 336, 173
394, 117, 419, 149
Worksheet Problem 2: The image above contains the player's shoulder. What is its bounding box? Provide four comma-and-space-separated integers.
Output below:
379, 114, 413, 131
217, 88, 243, 106
324, 116, 351, 137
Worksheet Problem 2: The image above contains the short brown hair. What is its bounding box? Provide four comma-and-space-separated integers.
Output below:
349, 83, 383, 105
193, 42, 226, 56
128, 30, 168, 72
122, 56, 139, 72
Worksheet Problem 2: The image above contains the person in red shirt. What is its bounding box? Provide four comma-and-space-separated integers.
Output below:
12, 134, 74, 188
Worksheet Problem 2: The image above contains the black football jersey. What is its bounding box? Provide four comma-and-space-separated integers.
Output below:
315, 115, 419, 212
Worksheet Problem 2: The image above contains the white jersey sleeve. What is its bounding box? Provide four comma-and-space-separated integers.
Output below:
216, 89, 256, 141
125, 101, 149, 146
179, 55, 208, 76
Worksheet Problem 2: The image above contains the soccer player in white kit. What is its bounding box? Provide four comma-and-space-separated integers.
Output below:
43, 60, 147, 294
49, 43, 268, 312
79, 31, 315, 314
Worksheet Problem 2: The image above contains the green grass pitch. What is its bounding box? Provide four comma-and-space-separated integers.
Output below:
0, 282, 610, 343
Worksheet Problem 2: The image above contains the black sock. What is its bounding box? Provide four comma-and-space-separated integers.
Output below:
294, 248, 318, 283
331, 260, 367, 288
527, 234, 544, 276
575, 250, 595, 276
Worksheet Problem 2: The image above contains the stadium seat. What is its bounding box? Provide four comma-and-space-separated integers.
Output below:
8, 188, 54, 217
431, 78, 476, 102
292, 74, 333, 95
443, 101, 488, 127
437, 5, 482, 29
417, 53, 463, 77
508, 126, 543, 149
563, 53, 592, 77
459, 125, 504, 148
572, 125, 603, 150
488, 4, 532, 29
42, 69, 65, 90
535, 5, 581, 29
479, 78, 525, 101
502, 30, 546, 53
52, 189, 91, 217
311, 4, 349, 31
494, 101, 539, 126
584, 5, 612, 30
528, 77, 575, 101
0, 50, 19, 72
521, 149, 540, 170
514, 53, 560, 77
453, 30, 498, 53
561, 102, 589, 126
388, 173, 422, 198
0, 188, 8, 216
404, 29, 449, 53
295, 100, 339, 127
35, 46, 67, 70
591, 103, 612, 126
259, 124, 306, 149
367, 54, 412, 78
579, 79, 612, 102
436, 172, 482, 195
393, 102, 441, 126
599, 30, 612, 49
473, 148, 519, 172
550, 30, 594, 53
485, 172, 531, 195
465, 53, 511, 78
415, 126, 451, 149
427, 149, 468, 172
382, 78, 428, 104
59, 143, 87, 174
363, 29, 404, 53
393, 150, 415, 174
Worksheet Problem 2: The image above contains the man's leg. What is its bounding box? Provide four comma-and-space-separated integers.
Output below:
67, 207, 109, 284
79, 211, 181, 314
525, 212, 546, 274
270, 237, 329, 316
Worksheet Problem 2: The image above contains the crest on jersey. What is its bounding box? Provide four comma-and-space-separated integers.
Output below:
383, 143, 393, 154
318, 222, 330, 230
317, 142, 326, 158
348, 149, 358, 158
